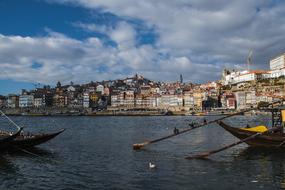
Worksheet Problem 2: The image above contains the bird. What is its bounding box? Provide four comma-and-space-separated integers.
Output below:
149, 162, 156, 169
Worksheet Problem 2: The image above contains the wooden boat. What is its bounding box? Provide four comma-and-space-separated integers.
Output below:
0, 110, 65, 150
217, 120, 285, 147
0, 127, 23, 149
0, 129, 65, 149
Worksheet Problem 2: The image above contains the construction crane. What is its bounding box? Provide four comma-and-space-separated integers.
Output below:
247, 50, 253, 71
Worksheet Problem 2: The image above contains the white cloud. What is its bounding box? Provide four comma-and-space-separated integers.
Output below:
1, 25, 210, 85
2, 0, 285, 85
109, 22, 136, 49
0, 33, 109, 84
50, 0, 285, 67
73, 22, 108, 34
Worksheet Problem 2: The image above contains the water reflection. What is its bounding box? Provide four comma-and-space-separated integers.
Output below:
0, 155, 18, 173
237, 147, 285, 159
1, 147, 60, 168
235, 147, 285, 189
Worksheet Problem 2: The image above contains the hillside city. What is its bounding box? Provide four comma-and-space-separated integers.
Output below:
1, 52, 285, 115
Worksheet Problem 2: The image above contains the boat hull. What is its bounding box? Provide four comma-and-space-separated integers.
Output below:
0, 129, 65, 150
217, 121, 285, 147
0, 128, 23, 149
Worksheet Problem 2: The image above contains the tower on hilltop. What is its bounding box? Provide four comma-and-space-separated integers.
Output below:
180, 74, 183, 84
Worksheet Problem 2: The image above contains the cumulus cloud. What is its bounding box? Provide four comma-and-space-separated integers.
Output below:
50, 0, 285, 66
0, 24, 208, 84
0, 32, 115, 84
2, 0, 285, 85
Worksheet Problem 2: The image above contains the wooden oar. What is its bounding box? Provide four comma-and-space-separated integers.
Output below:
133, 112, 241, 150
132, 100, 284, 150
133, 112, 252, 150
185, 127, 280, 159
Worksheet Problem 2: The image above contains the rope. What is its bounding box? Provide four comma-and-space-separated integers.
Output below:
0, 110, 21, 130
15, 147, 61, 164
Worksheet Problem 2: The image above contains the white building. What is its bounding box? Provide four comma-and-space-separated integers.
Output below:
135, 96, 156, 108
111, 94, 119, 107
234, 91, 246, 110
159, 94, 183, 107
67, 85, 76, 92
83, 92, 90, 108
96, 85, 104, 95
236, 71, 269, 83
269, 68, 285, 78
183, 94, 194, 107
270, 53, 285, 70
19, 95, 34, 108
256, 94, 273, 103
222, 70, 269, 85
34, 98, 43, 107
245, 91, 256, 106
110, 91, 135, 108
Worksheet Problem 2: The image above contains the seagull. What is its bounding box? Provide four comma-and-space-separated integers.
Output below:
149, 162, 156, 169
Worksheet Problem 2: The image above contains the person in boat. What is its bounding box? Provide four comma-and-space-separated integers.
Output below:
246, 124, 250, 128
203, 118, 207, 124
173, 127, 179, 135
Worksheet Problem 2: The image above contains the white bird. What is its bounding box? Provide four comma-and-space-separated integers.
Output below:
149, 162, 156, 169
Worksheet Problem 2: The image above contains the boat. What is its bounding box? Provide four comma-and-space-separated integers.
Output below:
214, 104, 285, 148
0, 127, 23, 149
0, 110, 65, 151
0, 129, 65, 149
217, 120, 285, 147
133, 100, 285, 159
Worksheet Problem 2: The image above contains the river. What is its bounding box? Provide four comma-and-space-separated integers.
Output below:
0, 115, 284, 190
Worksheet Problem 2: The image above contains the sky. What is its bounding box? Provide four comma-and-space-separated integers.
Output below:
0, 0, 285, 95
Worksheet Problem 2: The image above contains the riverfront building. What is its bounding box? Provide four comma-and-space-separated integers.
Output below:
7, 94, 19, 108
222, 52, 285, 86
19, 95, 34, 108
2, 52, 285, 113
270, 53, 285, 70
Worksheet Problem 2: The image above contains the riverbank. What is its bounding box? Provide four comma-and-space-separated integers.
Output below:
1, 108, 268, 116
1, 108, 228, 116
1, 110, 191, 116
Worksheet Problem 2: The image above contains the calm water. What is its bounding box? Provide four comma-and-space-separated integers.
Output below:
0, 115, 284, 190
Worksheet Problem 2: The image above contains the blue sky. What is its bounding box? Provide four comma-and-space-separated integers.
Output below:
0, 0, 90, 38
0, 0, 285, 95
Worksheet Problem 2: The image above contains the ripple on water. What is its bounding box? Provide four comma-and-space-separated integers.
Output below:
0, 115, 284, 190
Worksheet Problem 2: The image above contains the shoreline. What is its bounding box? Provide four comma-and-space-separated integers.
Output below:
1, 108, 269, 117
2, 111, 242, 117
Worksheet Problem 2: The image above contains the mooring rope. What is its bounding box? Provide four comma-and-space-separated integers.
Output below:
14, 147, 61, 164
0, 110, 21, 130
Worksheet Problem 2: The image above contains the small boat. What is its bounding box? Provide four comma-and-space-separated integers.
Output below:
0, 129, 65, 149
216, 105, 285, 148
217, 120, 285, 147
0, 127, 23, 149
0, 110, 65, 150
